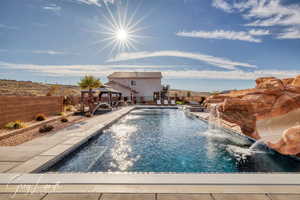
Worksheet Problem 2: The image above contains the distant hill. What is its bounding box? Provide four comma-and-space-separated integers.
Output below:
0, 79, 80, 96
0, 79, 211, 98
169, 89, 211, 97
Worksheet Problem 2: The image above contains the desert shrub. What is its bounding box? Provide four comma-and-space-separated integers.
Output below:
176, 101, 184, 105
61, 117, 68, 123
65, 105, 74, 112
35, 113, 46, 121
58, 112, 66, 116
4, 122, 17, 129
14, 120, 26, 129
39, 124, 54, 133
4, 121, 26, 129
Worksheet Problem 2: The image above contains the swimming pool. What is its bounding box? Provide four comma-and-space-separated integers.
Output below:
47, 108, 300, 173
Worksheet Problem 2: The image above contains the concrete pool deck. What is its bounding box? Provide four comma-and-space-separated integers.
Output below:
0, 194, 300, 200
0, 106, 136, 173
1, 173, 300, 194
0, 106, 300, 195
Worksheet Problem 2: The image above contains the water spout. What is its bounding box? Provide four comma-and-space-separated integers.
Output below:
208, 104, 222, 133
249, 139, 266, 151
249, 132, 284, 152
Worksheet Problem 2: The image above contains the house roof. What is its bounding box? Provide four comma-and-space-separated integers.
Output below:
97, 85, 121, 93
106, 80, 138, 94
80, 85, 121, 94
108, 72, 162, 79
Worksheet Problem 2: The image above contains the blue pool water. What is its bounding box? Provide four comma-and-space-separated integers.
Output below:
47, 109, 300, 173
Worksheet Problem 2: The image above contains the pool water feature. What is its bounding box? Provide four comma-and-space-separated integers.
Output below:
47, 109, 300, 173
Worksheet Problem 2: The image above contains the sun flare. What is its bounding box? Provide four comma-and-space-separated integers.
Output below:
116, 29, 128, 42
92, 1, 147, 54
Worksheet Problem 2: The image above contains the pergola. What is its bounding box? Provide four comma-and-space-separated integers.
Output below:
97, 86, 122, 106
80, 86, 122, 113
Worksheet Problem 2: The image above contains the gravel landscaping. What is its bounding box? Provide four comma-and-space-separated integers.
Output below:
0, 115, 86, 146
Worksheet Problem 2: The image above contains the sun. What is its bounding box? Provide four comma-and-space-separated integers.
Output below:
116, 29, 128, 42
92, 1, 147, 54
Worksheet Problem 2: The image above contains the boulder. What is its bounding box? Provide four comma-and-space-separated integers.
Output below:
256, 77, 285, 90
219, 98, 256, 137
291, 75, 300, 87
205, 75, 300, 155
286, 85, 300, 94
282, 78, 294, 87
241, 93, 276, 116
257, 93, 300, 120
267, 125, 300, 156
205, 94, 229, 104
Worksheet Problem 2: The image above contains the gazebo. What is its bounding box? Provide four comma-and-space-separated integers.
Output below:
97, 86, 122, 106
80, 86, 122, 113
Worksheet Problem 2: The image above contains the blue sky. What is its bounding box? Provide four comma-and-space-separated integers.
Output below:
0, 0, 300, 92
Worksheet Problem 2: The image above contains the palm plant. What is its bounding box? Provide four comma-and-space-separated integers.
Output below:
78, 75, 102, 91
78, 75, 102, 113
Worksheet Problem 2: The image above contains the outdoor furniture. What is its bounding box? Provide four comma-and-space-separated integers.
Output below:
80, 86, 122, 115
171, 100, 176, 105
164, 99, 169, 105
157, 100, 161, 105
188, 105, 205, 112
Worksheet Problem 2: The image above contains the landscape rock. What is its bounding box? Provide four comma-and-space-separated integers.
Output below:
205, 75, 300, 156
291, 75, 300, 87
267, 125, 300, 156
282, 78, 294, 87
255, 77, 284, 90
219, 98, 256, 137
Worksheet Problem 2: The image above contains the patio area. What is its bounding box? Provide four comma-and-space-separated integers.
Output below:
0, 106, 135, 173
0, 193, 299, 200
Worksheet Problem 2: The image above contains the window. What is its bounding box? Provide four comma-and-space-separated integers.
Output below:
131, 80, 136, 86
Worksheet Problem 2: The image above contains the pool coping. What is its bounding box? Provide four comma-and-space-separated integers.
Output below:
1, 105, 300, 193
1, 173, 300, 194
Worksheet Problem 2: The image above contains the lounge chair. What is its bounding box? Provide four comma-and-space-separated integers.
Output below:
164, 99, 169, 105
171, 100, 176, 105
157, 100, 161, 105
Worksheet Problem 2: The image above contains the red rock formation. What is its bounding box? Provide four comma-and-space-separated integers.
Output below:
292, 75, 300, 87
205, 75, 300, 156
267, 125, 300, 156
256, 77, 285, 90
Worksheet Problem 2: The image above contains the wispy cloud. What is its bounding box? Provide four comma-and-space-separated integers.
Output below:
107, 50, 256, 70
0, 49, 77, 55
163, 69, 300, 80
249, 29, 271, 36
277, 27, 300, 39
176, 30, 262, 43
212, 0, 233, 13
42, 4, 61, 13
0, 61, 298, 80
76, 0, 117, 7
0, 62, 173, 77
0, 24, 18, 30
103, 0, 116, 4
77, 0, 102, 7
30, 50, 76, 55
212, 0, 300, 40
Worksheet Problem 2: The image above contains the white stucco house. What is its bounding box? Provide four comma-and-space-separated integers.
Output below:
106, 72, 163, 102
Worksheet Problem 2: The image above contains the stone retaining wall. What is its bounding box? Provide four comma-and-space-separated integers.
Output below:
0, 96, 64, 127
